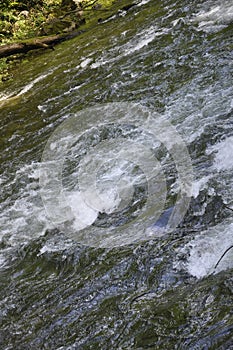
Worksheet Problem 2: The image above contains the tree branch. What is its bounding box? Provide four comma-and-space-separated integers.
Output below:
0, 31, 83, 58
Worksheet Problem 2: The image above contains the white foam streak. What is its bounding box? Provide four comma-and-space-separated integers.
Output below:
136, 0, 152, 7
17, 71, 53, 96
0, 69, 56, 104
80, 58, 93, 68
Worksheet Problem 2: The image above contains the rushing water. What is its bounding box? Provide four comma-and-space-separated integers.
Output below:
0, 0, 233, 348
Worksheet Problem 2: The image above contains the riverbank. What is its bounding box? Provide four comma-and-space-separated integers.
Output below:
0, 0, 129, 82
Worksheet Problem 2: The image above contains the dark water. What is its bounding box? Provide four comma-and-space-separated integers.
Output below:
0, 0, 233, 348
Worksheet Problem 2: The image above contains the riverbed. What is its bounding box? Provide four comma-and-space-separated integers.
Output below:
0, 0, 233, 348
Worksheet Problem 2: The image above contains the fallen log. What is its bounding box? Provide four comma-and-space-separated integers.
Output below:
0, 30, 84, 59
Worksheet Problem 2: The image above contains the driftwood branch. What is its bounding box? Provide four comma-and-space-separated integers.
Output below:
214, 245, 233, 270
0, 31, 83, 59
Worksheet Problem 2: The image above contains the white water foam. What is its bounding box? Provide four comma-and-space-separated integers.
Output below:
166, 84, 233, 143
191, 175, 212, 199
0, 163, 52, 249
175, 220, 233, 278
91, 25, 169, 69
204, 136, 233, 205
192, 0, 233, 32
38, 238, 74, 256
66, 191, 98, 231
0, 156, 129, 255
0, 161, 97, 264
207, 136, 233, 171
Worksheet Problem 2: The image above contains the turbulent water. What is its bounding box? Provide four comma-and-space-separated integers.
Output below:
0, 0, 233, 348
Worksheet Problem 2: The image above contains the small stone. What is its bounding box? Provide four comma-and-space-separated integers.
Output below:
19, 10, 29, 18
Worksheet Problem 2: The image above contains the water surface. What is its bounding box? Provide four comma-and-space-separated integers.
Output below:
0, 0, 233, 348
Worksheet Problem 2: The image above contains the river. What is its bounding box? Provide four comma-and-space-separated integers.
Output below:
0, 0, 233, 348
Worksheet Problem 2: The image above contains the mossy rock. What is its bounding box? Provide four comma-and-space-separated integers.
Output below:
39, 18, 78, 35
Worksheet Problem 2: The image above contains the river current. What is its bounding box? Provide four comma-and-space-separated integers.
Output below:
0, 0, 233, 348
